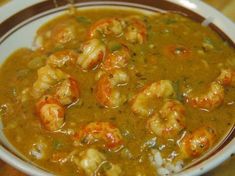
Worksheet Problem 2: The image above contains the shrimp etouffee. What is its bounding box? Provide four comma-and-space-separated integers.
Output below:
0, 8, 235, 176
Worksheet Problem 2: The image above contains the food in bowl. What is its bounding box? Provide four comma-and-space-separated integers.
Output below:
0, 6, 234, 176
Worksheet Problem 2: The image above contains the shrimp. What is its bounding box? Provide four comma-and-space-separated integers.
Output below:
36, 95, 65, 131
73, 122, 123, 150
31, 65, 68, 99
102, 44, 130, 71
95, 69, 129, 108
76, 148, 122, 176
180, 126, 216, 158
88, 18, 125, 38
77, 39, 106, 70
50, 22, 77, 45
131, 80, 175, 117
185, 81, 224, 111
216, 68, 235, 86
88, 16, 147, 44
124, 16, 147, 44
36, 21, 77, 49
55, 77, 80, 105
47, 49, 79, 68
147, 100, 186, 138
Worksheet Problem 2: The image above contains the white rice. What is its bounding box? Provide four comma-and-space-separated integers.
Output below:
149, 149, 184, 176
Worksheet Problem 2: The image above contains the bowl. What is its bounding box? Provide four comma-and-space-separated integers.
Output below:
0, 0, 234, 176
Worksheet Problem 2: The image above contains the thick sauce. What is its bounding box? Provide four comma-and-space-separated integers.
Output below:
0, 8, 234, 176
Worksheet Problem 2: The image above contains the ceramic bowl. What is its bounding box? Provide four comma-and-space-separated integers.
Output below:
0, 0, 234, 176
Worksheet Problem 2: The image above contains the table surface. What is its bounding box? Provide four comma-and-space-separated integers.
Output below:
0, 0, 234, 175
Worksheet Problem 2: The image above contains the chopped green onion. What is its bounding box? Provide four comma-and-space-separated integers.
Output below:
76, 16, 91, 24
173, 80, 184, 102
108, 41, 122, 52
52, 140, 63, 150
27, 56, 46, 69
164, 18, 177, 24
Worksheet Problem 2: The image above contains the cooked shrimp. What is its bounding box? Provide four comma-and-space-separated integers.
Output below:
77, 39, 106, 70
55, 77, 80, 105
50, 22, 77, 45
147, 100, 185, 138
88, 16, 147, 44
88, 18, 125, 38
216, 68, 235, 86
131, 80, 175, 117
180, 126, 216, 158
76, 148, 122, 176
31, 65, 68, 98
102, 44, 130, 71
124, 16, 147, 44
73, 122, 123, 150
36, 95, 65, 131
185, 81, 224, 111
47, 49, 79, 68
95, 69, 129, 108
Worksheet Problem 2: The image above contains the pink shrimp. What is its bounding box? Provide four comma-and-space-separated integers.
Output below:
31, 65, 69, 99
216, 68, 235, 86
124, 16, 147, 44
180, 126, 216, 158
55, 77, 80, 105
47, 49, 79, 68
131, 80, 175, 117
186, 81, 224, 111
36, 95, 65, 131
147, 100, 186, 138
73, 122, 123, 150
88, 16, 147, 44
50, 22, 77, 45
102, 44, 130, 71
77, 39, 106, 70
88, 18, 125, 38
95, 69, 129, 108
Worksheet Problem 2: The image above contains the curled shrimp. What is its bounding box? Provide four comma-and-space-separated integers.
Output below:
73, 122, 123, 150
47, 49, 79, 68
102, 44, 130, 71
147, 100, 186, 138
55, 77, 80, 105
36, 21, 78, 50
31, 65, 68, 99
124, 16, 147, 44
88, 16, 147, 44
50, 22, 77, 45
180, 126, 216, 158
131, 80, 175, 117
185, 81, 224, 111
77, 39, 106, 70
88, 18, 125, 38
36, 95, 65, 131
95, 69, 129, 108
216, 68, 235, 86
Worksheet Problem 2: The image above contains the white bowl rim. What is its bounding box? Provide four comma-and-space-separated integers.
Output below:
0, 1, 234, 176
